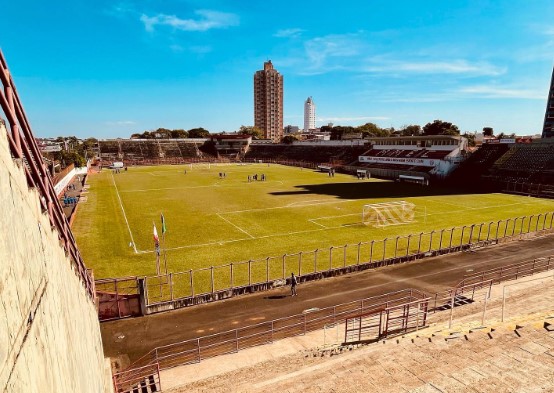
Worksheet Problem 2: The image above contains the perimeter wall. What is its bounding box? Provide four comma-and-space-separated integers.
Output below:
0, 123, 112, 393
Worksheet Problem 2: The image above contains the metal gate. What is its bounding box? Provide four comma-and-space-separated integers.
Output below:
96, 277, 142, 321
344, 298, 429, 343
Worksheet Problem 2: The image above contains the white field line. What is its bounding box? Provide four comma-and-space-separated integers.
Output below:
139, 219, 369, 254
111, 173, 139, 254
422, 199, 535, 211
120, 180, 284, 193
223, 199, 355, 215
308, 219, 328, 228
216, 213, 255, 239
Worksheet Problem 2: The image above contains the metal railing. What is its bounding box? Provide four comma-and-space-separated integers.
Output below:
0, 50, 94, 300
117, 253, 554, 385
112, 363, 161, 393
130, 289, 425, 371
143, 212, 554, 306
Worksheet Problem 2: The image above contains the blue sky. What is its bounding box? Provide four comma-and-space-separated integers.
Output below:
2, 0, 553, 138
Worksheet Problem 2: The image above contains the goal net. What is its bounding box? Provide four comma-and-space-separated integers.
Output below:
362, 201, 416, 227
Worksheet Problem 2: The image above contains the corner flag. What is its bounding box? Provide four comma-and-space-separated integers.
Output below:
161, 213, 166, 234
153, 223, 159, 244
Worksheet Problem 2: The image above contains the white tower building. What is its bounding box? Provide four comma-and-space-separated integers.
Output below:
304, 96, 316, 132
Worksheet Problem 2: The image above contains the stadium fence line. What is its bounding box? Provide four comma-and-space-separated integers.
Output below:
135, 211, 554, 310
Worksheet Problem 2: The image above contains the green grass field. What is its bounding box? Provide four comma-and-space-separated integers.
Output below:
72, 163, 554, 279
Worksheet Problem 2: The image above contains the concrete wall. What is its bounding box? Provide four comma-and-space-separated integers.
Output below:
0, 124, 112, 393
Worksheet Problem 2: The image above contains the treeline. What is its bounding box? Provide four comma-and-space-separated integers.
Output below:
130, 127, 210, 139
325, 120, 462, 140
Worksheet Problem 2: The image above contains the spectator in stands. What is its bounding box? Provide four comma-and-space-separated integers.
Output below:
290, 273, 298, 296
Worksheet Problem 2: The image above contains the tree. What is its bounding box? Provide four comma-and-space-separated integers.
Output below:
170, 129, 188, 138
482, 127, 494, 137
330, 125, 355, 140
461, 132, 476, 147
188, 127, 210, 138
238, 125, 263, 139
399, 124, 422, 136
422, 120, 460, 136
281, 135, 298, 144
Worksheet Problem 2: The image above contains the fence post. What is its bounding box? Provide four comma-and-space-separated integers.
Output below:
299, 252, 302, 275
527, 215, 533, 233
439, 230, 444, 251
248, 260, 252, 286
370, 241, 374, 264
357, 242, 361, 265
343, 245, 347, 268
486, 222, 492, 241
449, 228, 454, 249
460, 226, 466, 247
550, 212, 554, 229
478, 223, 483, 242
417, 233, 422, 254
190, 269, 194, 297
314, 249, 318, 273
394, 236, 399, 259
266, 257, 270, 283
282, 255, 286, 279
230, 263, 234, 289
329, 247, 333, 271
520, 216, 525, 235
469, 225, 474, 245
169, 273, 174, 301
210, 266, 215, 294
428, 231, 434, 252
197, 338, 201, 362
382, 238, 387, 263
407, 235, 411, 257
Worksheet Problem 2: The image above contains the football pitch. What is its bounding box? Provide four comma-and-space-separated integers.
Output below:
72, 163, 554, 279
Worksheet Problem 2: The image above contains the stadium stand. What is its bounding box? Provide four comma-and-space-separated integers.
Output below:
98, 138, 217, 166
446, 143, 511, 186
480, 140, 554, 196
244, 144, 368, 165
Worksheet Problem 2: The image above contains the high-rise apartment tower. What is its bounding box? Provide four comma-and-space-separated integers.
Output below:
542, 66, 554, 138
254, 60, 283, 142
304, 97, 316, 131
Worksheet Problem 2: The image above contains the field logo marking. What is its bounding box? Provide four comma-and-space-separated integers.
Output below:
111, 173, 139, 253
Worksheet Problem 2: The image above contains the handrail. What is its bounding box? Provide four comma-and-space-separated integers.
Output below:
0, 50, 94, 300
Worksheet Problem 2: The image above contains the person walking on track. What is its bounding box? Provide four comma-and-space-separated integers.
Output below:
290, 272, 298, 296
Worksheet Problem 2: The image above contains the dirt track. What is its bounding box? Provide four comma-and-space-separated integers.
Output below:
101, 233, 554, 363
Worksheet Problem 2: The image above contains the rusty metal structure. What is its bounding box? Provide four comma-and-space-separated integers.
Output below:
0, 50, 95, 300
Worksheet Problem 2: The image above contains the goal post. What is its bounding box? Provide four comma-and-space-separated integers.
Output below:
362, 201, 416, 227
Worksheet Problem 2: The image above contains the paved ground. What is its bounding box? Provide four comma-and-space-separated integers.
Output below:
164, 271, 554, 392
60, 174, 86, 221
101, 233, 554, 364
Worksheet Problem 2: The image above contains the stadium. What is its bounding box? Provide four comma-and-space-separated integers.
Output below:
2, 49, 554, 393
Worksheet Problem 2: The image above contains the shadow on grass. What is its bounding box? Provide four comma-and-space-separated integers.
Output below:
270, 181, 484, 200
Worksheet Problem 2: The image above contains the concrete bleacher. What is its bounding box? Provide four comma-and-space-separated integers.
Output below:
161, 271, 554, 392
244, 144, 368, 165
485, 142, 554, 183
98, 139, 210, 164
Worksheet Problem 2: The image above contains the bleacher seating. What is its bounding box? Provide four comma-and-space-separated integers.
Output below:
98, 139, 214, 165
244, 145, 368, 165
447, 144, 510, 185
485, 143, 554, 184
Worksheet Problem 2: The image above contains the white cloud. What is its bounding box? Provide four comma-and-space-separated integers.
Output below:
458, 86, 545, 99
363, 59, 506, 76
302, 34, 363, 73
106, 121, 137, 126
274, 28, 305, 38
140, 10, 239, 32
317, 116, 389, 122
